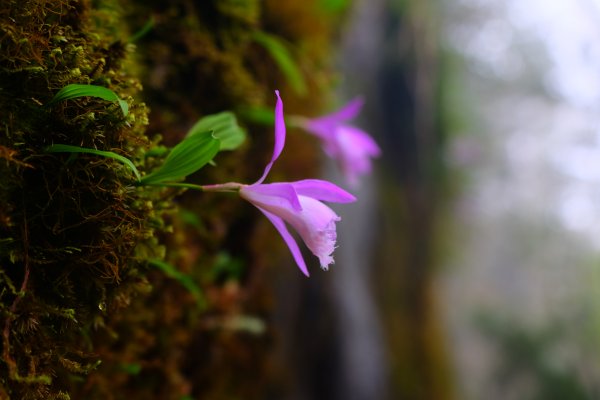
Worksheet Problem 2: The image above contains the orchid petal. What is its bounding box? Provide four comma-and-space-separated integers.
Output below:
240, 182, 302, 212
258, 208, 310, 277
331, 125, 381, 187
301, 98, 363, 140
256, 90, 285, 184
303, 119, 335, 140
340, 125, 381, 156
291, 179, 357, 203
328, 96, 365, 121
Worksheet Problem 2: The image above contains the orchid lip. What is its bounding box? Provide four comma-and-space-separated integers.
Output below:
240, 184, 345, 273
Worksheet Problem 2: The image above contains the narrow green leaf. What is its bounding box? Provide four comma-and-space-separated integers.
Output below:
252, 31, 307, 96
140, 131, 220, 185
47, 84, 129, 116
46, 144, 141, 181
129, 16, 155, 43
148, 259, 206, 308
187, 111, 246, 151
237, 106, 275, 126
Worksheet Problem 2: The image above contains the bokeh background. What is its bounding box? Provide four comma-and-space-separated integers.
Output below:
278, 0, 600, 399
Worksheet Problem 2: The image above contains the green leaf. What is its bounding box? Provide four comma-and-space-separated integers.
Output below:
46, 144, 141, 181
148, 259, 206, 308
47, 84, 129, 116
128, 16, 155, 43
252, 31, 307, 96
187, 111, 246, 151
237, 106, 275, 125
140, 130, 219, 185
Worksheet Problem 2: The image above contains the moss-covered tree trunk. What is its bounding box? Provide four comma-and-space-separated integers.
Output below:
0, 0, 342, 398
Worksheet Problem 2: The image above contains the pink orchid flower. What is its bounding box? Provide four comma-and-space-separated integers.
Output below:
297, 97, 381, 187
204, 91, 356, 277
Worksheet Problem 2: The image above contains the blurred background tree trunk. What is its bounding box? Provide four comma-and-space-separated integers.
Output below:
275, 0, 455, 399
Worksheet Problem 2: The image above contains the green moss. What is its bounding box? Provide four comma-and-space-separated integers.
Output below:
0, 0, 168, 398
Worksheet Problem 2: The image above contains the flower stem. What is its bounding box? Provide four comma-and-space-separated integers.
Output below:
200, 182, 243, 192
288, 115, 309, 129
142, 181, 243, 192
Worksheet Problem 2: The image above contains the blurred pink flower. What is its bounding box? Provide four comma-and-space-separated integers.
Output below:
205, 91, 356, 276
299, 97, 381, 187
